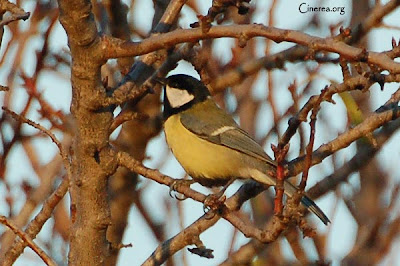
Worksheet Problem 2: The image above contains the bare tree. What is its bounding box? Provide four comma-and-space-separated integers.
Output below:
1, 0, 400, 265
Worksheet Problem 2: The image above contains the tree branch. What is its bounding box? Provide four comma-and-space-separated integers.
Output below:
289, 103, 400, 176
1, 178, 68, 265
104, 24, 400, 73
0, 216, 56, 266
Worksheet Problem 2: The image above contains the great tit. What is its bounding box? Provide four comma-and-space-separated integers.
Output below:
163, 74, 330, 225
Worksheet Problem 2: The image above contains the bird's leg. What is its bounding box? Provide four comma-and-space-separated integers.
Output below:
169, 179, 195, 200
203, 179, 235, 215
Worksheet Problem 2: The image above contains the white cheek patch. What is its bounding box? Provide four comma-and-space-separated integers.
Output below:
166, 85, 195, 108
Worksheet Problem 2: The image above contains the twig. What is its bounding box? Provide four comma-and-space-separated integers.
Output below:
117, 151, 207, 203
0, 110, 70, 265
308, 115, 400, 200
1, 107, 67, 162
271, 144, 289, 216
103, 42, 195, 108
298, 112, 315, 191
299, 88, 326, 191
212, 0, 400, 92
142, 213, 220, 266
285, 229, 309, 264
223, 211, 288, 243
142, 181, 267, 266
219, 239, 264, 265
99, 0, 189, 109
0, 11, 29, 27
0, 216, 56, 266
110, 242, 133, 250
265, 0, 279, 131
0, 140, 66, 258
0, 1, 30, 27
110, 110, 149, 134
349, 0, 400, 43
288, 102, 400, 176
190, 0, 251, 32
279, 72, 388, 150
0, 85, 9, 91
2, 178, 69, 265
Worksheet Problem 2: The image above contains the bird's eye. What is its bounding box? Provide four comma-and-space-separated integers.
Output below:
166, 86, 194, 108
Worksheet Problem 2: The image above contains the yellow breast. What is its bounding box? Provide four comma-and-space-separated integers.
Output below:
164, 114, 246, 182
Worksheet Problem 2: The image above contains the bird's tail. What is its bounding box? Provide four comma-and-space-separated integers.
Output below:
284, 181, 330, 225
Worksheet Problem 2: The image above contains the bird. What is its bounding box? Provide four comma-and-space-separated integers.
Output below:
162, 74, 330, 225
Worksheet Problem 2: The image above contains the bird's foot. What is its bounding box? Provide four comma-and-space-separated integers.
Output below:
203, 193, 227, 218
203, 179, 235, 218
169, 179, 195, 200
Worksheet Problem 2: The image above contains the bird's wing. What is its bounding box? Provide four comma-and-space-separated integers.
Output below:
180, 101, 276, 167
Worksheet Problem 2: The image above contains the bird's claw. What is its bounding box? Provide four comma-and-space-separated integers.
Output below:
203, 193, 227, 219
169, 179, 195, 200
